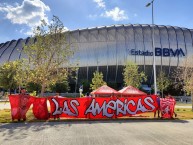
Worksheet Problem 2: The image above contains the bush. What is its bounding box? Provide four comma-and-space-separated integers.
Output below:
50, 81, 69, 93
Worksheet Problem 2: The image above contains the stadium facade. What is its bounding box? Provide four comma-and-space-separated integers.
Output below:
0, 24, 193, 90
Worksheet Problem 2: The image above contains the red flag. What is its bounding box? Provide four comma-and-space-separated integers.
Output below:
32, 98, 49, 120
160, 98, 175, 118
9, 95, 33, 121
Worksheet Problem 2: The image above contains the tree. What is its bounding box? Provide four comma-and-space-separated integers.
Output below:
80, 79, 91, 93
26, 82, 41, 95
123, 61, 147, 88
176, 56, 193, 111
157, 71, 170, 98
49, 80, 69, 93
23, 16, 76, 97
90, 71, 106, 91
0, 60, 26, 94
14, 60, 29, 93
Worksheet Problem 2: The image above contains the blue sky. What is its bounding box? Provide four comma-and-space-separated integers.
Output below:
0, 0, 193, 43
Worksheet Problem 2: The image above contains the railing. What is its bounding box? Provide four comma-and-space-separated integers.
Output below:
173, 96, 192, 102
41, 93, 80, 98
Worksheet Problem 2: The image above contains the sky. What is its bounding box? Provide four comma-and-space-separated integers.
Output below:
0, 0, 193, 43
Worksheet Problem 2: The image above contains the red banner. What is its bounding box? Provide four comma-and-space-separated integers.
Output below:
48, 95, 158, 119
9, 95, 34, 121
33, 98, 49, 120
9, 95, 48, 120
10, 95, 178, 120
160, 98, 176, 118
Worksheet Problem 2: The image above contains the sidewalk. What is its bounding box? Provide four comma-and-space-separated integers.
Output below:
175, 105, 192, 108
0, 102, 10, 110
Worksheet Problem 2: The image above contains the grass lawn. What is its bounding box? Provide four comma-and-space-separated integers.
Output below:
0, 109, 39, 123
0, 109, 11, 123
0, 108, 193, 123
142, 108, 193, 120
174, 108, 193, 119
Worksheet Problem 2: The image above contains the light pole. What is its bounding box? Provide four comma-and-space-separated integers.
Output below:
146, 0, 157, 95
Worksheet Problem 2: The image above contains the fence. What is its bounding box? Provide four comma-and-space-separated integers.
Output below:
173, 96, 192, 102
42, 93, 80, 98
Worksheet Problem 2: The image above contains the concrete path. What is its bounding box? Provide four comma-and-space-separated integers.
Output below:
0, 101, 51, 110
0, 120, 193, 145
0, 103, 10, 110
175, 105, 192, 109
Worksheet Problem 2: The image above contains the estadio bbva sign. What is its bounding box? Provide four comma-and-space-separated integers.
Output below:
130, 48, 185, 57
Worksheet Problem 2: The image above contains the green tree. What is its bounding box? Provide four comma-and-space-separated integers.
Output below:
123, 61, 147, 88
49, 80, 69, 93
23, 16, 76, 97
26, 82, 41, 95
14, 60, 29, 93
90, 71, 106, 91
80, 79, 91, 93
0, 60, 26, 94
157, 71, 170, 98
177, 56, 193, 111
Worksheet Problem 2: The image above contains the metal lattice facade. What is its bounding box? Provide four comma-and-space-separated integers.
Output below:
0, 24, 193, 85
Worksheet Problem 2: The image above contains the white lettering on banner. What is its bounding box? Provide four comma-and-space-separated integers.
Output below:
144, 97, 156, 111
136, 99, 146, 112
116, 99, 126, 115
52, 98, 79, 116
125, 100, 136, 115
105, 100, 116, 117
70, 100, 79, 116
85, 100, 109, 116
85, 97, 155, 117
164, 106, 170, 114
52, 98, 62, 115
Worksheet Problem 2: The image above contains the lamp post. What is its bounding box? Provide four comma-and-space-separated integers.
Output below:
146, 0, 157, 95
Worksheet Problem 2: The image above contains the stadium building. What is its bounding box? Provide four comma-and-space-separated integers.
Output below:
0, 24, 193, 91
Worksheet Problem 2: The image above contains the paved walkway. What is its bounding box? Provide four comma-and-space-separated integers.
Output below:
0, 103, 10, 110
175, 105, 192, 108
0, 120, 193, 145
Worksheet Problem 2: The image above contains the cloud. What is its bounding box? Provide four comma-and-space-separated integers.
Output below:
24, 28, 34, 36
92, 1, 128, 21
101, 7, 128, 21
24, 25, 68, 36
61, 27, 69, 33
16, 28, 25, 34
93, 0, 106, 9
88, 14, 98, 20
0, 0, 50, 27
134, 13, 138, 17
